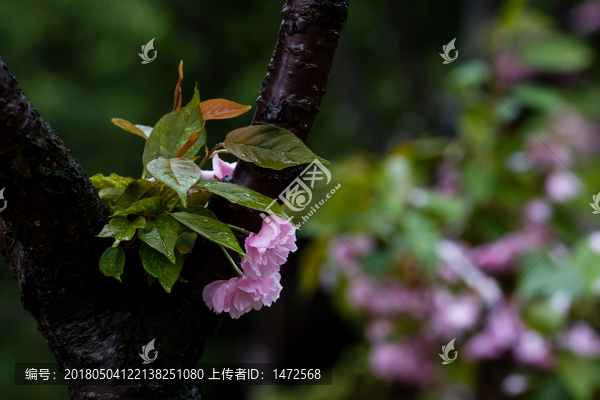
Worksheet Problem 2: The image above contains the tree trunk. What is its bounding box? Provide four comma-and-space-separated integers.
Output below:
0, 0, 348, 399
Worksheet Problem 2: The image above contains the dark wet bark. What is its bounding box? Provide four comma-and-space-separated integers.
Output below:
0, 1, 348, 399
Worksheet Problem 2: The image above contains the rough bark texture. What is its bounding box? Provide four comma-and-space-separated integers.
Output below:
0, 0, 348, 398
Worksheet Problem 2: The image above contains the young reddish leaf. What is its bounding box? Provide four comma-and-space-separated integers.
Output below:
111, 118, 148, 139
200, 99, 251, 120
173, 60, 184, 112
175, 127, 206, 159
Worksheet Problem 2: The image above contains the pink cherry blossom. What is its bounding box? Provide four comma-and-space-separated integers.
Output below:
213, 154, 237, 180
200, 170, 216, 179
202, 273, 283, 319
241, 215, 297, 280
200, 154, 237, 180
202, 214, 297, 319
202, 279, 235, 314
236, 272, 282, 307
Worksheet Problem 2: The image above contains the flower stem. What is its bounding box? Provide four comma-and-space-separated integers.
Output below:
219, 246, 243, 277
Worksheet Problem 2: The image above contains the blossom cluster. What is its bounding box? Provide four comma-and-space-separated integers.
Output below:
203, 215, 297, 319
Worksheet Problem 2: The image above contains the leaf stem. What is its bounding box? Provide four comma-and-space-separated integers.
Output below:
226, 224, 251, 236
219, 246, 243, 277
197, 143, 223, 169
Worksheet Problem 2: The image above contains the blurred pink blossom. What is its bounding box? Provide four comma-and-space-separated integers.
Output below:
472, 228, 546, 273
559, 321, 600, 358
494, 50, 536, 85
513, 330, 553, 369
330, 235, 375, 277
366, 319, 394, 342
552, 110, 600, 156
569, 0, 600, 34
545, 170, 581, 203
431, 291, 480, 337
526, 139, 573, 170
346, 277, 427, 317
523, 198, 553, 225
369, 339, 433, 383
436, 162, 460, 196
465, 303, 522, 359
502, 374, 529, 396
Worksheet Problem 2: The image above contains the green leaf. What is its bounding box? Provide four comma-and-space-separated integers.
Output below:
222, 125, 329, 170
522, 301, 566, 334
96, 224, 114, 238
91, 173, 134, 190
137, 214, 179, 263
557, 352, 598, 400
403, 211, 440, 274
170, 211, 246, 256
187, 190, 210, 207
139, 243, 183, 293
571, 238, 600, 296
116, 179, 157, 210
109, 216, 146, 246
517, 34, 593, 73
113, 196, 162, 216
517, 253, 585, 299
142, 85, 205, 168
147, 157, 202, 207
176, 205, 216, 219
98, 188, 123, 200
203, 181, 289, 219
99, 247, 126, 282
192, 178, 219, 188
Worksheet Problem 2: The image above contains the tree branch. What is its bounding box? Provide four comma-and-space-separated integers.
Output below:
232, 0, 349, 197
